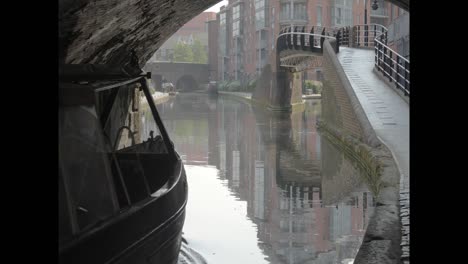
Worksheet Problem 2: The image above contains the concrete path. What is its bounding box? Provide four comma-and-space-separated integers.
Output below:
337, 47, 409, 187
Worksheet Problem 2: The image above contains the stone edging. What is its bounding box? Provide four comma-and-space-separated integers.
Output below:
323, 39, 403, 264
317, 121, 402, 264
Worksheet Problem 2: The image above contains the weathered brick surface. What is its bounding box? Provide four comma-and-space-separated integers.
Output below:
322, 42, 364, 141
322, 39, 380, 147
59, 0, 219, 66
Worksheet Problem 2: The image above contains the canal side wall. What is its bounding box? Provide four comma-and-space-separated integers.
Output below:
321, 39, 403, 264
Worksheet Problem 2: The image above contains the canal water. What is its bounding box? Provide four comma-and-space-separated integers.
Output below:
152, 93, 375, 264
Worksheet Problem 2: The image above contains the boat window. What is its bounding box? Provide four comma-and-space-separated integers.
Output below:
59, 77, 177, 242
59, 104, 120, 232
99, 82, 167, 153
97, 81, 174, 200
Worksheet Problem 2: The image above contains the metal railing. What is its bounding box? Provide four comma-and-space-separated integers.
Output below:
374, 38, 410, 95
277, 25, 339, 53
275, 23, 410, 97
276, 25, 342, 72
353, 24, 388, 48
351, 24, 409, 96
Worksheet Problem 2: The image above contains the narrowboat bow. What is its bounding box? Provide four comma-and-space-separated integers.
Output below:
59, 65, 187, 264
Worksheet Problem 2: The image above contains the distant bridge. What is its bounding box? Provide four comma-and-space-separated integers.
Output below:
144, 62, 210, 92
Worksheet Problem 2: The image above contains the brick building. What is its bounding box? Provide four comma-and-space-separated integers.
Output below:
215, 0, 408, 85
148, 12, 217, 62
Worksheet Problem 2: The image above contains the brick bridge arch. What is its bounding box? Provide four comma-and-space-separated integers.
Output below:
59, 0, 220, 66
144, 62, 209, 91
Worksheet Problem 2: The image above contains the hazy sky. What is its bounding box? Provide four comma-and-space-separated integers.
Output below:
204, 0, 228, 13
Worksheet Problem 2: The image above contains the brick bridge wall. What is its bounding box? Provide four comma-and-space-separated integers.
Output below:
144, 62, 210, 89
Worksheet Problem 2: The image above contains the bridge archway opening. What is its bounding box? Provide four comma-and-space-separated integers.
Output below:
176, 75, 198, 92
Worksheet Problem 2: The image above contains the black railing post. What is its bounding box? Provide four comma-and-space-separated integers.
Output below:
374, 24, 377, 47
383, 45, 388, 78
365, 24, 368, 47
377, 42, 382, 72
309, 26, 315, 51
404, 60, 409, 96
388, 51, 393, 82
383, 27, 387, 45
396, 56, 400, 89
376, 42, 380, 71
357, 26, 360, 47
348, 26, 351, 46
375, 39, 378, 66
294, 26, 300, 50
320, 28, 326, 52
336, 31, 341, 53
301, 26, 306, 51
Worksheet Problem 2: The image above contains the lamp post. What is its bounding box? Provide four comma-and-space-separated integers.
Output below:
364, 0, 379, 47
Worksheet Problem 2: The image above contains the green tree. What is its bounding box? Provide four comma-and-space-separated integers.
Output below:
191, 38, 207, 63
173, 42, 193, 62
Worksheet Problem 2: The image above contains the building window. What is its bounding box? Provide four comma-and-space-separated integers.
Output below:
219, 12, 227, 56
255, 0, 265, 10
317, 6, 322, 26
337, 8, 342, 24
255, 0, 266, 29
332, 0, 353, 26
220, 12, 226, 25
255, 9, 266, 29
233, 5, 240, 20
294, 3, 307, 20
280, 3, 290, 20
233, 20, 240, 37
232, 5, 242, 37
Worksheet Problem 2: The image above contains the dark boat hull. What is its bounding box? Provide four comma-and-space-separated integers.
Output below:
59, 161, 188, 264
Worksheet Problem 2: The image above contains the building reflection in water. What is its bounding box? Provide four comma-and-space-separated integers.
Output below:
158, 94, 375, 264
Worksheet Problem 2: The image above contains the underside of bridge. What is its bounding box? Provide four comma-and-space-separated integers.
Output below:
59, 0, 219, 67
59, 0, 408, 68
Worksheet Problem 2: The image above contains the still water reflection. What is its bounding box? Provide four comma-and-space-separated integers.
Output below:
154, 94, 375, 264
